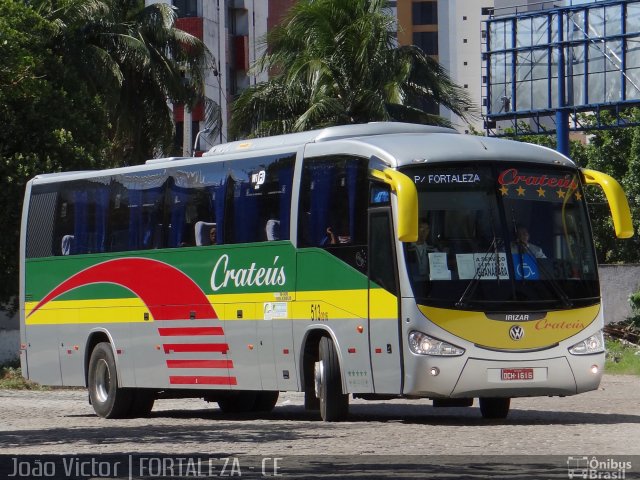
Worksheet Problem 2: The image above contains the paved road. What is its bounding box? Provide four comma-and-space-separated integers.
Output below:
1, 374, 639, 478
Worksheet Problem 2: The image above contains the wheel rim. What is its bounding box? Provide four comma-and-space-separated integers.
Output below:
94, 358, 111, 404
314, 360, 324, 399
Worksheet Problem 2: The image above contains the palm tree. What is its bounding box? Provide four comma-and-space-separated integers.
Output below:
230, 0, 475, 139
41, 0, 214, 165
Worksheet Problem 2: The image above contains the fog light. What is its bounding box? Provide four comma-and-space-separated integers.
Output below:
590, 365, 599, 375
430, 367, 440, 376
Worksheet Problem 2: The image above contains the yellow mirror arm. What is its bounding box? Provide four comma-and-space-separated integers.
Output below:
371, 168, 418, 242
582, 168, 634, 239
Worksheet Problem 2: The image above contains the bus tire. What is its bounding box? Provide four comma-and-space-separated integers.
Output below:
479, 397, 510, 419
88, 342, 133, 419
217, 392, 257, 414
128, 389, 155, 417
252, 391, 279, 412
316, 336, 348, 421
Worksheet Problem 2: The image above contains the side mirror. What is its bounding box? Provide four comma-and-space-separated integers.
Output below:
370, 167, 418, 242
581, 168, 634, 239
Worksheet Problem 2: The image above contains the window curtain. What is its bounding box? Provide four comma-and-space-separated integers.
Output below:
128, 188, 142, 250
234, 181, 259, 243
309, 163, 335, 246
168, 185, 189, 247
214, 182, 226, 244
73, 190, 89, 254
92, 186, 109, 253
345, 160, 359, 241
278, 164, 294, 240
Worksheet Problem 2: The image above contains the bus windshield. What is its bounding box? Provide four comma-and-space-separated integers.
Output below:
400, 163, 599, 311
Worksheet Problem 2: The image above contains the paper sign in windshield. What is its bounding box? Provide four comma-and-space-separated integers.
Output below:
456, 253, 509, 280
428, 252, 451, 280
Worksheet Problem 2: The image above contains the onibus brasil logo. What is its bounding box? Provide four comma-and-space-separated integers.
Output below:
567, 456, 632, 479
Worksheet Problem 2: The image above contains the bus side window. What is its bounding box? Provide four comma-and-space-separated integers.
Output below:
224, 153, 294, 244
298, 155, 368, 272
25, 185, 59, 258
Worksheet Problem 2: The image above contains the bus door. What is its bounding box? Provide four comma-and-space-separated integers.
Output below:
368, 208, 403, 394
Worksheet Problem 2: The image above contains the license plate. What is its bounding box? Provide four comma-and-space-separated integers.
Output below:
501, 368, 534, 381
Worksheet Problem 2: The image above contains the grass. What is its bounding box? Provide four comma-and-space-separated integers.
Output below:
605, 339, 640, 375
0, 358, 47, 390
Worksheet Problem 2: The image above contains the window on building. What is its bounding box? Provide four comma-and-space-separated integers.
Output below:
412, 1, 438, 25
413, 31, 438, 56
173, 0, 198, 17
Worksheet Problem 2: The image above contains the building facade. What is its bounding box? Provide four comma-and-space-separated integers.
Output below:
152, 1, 577, 144
396, 0, 495, 133
146, 0, 282, 154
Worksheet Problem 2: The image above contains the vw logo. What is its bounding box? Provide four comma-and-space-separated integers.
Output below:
509, 325, 525, 341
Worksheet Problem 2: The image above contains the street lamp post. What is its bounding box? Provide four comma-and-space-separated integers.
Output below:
192, 127, 212, 156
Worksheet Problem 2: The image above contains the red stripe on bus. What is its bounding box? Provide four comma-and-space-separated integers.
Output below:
166, 359, 233, 369
28, 258, 217, 321
163, 343, 229, 353
158, 327, 224, 336
169, 376, 237, 385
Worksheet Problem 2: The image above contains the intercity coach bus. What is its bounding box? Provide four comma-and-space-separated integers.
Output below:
20, 122, 633, 421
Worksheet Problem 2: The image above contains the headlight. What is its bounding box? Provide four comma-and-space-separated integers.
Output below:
408, 330, 465, 356
568, 331, 605, 355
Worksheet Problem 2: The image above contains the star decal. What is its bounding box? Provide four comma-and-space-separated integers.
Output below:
536, 187, 546, 197
500, 185, 509, 196
574, 191, 582, 201
556, 189, 566, 199
516, 186, 526, 196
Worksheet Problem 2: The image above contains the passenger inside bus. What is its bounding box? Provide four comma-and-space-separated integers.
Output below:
195, 221, 217, 246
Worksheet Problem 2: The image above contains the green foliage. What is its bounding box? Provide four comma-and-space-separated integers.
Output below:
230, 0, 475, 138
40, 0, 213, 165
0, 0, 110, 310
627, 291, 640, 329
0, 359, 46, 390
605, 339, 640, 375
0, 0, 213, 308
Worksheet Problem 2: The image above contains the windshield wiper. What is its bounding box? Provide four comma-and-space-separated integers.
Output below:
456, 236, 502, 308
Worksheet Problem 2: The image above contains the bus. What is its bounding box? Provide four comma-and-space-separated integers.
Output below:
20, 122, 633, 421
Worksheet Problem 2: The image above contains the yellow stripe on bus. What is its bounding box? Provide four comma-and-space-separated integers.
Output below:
25, 298, 151, 325
419, 304, 600, 349
24, 287, 399, 325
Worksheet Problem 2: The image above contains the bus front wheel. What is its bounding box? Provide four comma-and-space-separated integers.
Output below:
88, 342, 133, 419
315, 336, 348, 421
479, 397, 511, 419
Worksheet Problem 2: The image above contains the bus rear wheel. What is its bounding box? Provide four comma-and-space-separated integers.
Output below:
128, 389, 155, 417
479, 397, 511, 419
217, 392, 257, 414
315, 336, 348, 421
252, 391, 279, 412
88, 342, 132, 419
